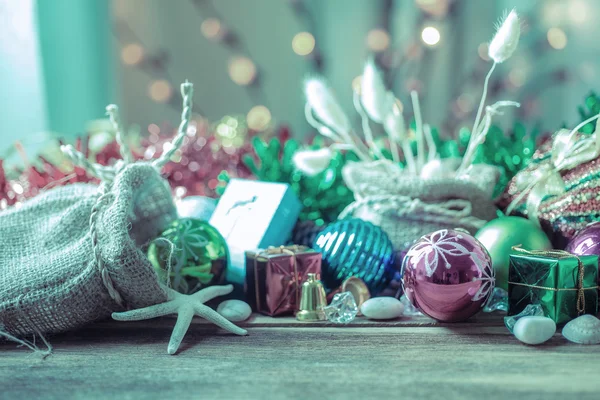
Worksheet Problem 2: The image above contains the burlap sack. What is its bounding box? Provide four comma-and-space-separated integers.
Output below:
339, 161, 499, 252
0, 162, 175, 337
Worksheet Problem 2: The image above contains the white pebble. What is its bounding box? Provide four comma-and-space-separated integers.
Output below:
562, 314, 600, 344
360, 297, 404, 320
217, 300, 252, 322
513, 316, 556, 345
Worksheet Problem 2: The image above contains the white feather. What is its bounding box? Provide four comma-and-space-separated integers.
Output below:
360, 60, 392, 123
292, 148, 333, 176
305, 79, 352, 134
488, 9, 520, 64
382, 107, 405, 141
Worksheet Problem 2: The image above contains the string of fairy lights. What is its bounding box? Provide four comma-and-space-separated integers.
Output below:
116, 0, 591, 140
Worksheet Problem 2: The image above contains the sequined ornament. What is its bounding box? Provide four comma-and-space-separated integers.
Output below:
498, 130, 600, 248
475, 216, 552, 290
402, 229, 495, 322
147, 218, 228, 294
313, 218, 396, 295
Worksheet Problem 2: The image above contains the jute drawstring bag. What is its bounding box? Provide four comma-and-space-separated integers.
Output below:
338, 161, 499, 252
0, 82, 193, 345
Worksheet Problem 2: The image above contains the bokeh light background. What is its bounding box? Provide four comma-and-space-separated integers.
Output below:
1, 0, 598, 163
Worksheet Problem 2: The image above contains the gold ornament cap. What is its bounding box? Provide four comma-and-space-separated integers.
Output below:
341, 277, 371, 315
296, 273, 327, 321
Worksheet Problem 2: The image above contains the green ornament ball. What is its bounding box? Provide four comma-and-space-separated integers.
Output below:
475, 216, 552, 290
147, 218, 228, 294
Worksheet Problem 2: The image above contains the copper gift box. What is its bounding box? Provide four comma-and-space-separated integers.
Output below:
245, 246, 322, 316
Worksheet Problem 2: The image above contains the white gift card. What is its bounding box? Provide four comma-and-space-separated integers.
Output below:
210, 179, 301, 284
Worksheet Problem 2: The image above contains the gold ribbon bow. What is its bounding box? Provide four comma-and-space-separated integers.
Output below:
509, 246, 598, 315
253, 245, 305, 311
506, 113, 600, 225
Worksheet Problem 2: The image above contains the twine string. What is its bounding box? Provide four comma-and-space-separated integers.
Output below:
89, 183, 125, 307
339, 194, 486, 231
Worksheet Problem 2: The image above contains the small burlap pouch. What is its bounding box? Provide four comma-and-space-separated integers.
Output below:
0, 163, 175, 337
339, 161, 499, 251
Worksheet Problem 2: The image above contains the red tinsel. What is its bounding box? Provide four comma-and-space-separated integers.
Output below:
0, 123, 289, 209
0, 138, 99, 209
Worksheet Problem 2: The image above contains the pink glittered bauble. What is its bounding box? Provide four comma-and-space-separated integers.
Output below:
401, 229, 495, 322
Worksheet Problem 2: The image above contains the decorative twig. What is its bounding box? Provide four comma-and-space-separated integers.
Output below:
153, 81, 194, 168
353, 91, 386, 160
410, 91, 425, 171
458, 9, 520, 173
106, 105, 133, 163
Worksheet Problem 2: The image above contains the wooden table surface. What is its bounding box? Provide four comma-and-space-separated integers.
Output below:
1, 313, 599, 400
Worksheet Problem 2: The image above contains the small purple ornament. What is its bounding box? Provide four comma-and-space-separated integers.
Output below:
401, 229, 495, 322
566, 222, 600, 288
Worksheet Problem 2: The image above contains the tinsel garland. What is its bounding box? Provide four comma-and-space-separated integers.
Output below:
0, 138, 99, 209
0, 122, 259, 208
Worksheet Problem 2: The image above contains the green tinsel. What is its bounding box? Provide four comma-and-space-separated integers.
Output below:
459, 124, 538, 197
578, 92, 600, 132
218, 122, 536, 224
226, 136, 356, 226
410, 123, 538, 198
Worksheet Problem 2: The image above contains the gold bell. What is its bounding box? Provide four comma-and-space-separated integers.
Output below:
296, 273, 327, 321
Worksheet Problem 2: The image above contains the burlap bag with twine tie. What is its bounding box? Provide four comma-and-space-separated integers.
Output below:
338, 160, 499, 252
0, 82, 194, 347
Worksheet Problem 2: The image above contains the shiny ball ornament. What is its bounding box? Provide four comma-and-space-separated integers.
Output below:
313, 218, 396, 295
566, 222, 600, 287
148, 218, 228, 294
402, 229, 495, 322
475, 216, 552, 290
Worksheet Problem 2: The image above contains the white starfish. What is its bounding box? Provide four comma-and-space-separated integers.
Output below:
112, 284, 248, 354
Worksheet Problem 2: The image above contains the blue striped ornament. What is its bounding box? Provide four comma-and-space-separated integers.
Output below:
313, 218, 396, 295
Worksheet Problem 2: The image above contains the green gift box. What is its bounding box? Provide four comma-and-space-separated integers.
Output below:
508, 250, 598, 324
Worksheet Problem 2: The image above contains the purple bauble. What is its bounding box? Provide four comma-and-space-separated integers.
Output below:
566, 222, 600, 287
401, 229, 495, 322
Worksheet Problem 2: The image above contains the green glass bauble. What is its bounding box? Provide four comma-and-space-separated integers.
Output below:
475, 216, 552, 290
147, 218, 228, 294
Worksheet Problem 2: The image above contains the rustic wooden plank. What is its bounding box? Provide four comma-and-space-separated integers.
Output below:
122, 311, 505, 327
1, 316, 599, 400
